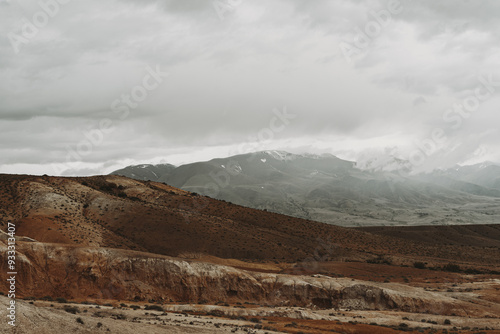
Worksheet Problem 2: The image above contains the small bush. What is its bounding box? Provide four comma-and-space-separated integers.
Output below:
144, 305, 163, 312
76, 317, 84, 324
64, 306, 79, 314
413, 262, 426, 269
465, 268, 481, 274
367, 255, 392, 265
56, 297, 68, 303
443, 263, 461, 273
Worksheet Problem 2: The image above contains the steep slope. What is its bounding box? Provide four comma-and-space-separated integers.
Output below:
1, 174, 500, 266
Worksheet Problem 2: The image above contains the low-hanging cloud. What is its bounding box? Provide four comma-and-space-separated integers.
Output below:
1, 0, 499, 175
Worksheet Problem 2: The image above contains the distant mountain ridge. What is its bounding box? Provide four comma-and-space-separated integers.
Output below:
111, 151, 500, 227
112, 163, 176, 181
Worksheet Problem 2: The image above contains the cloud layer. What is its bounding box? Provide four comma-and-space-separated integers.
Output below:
1, 0, 499, 175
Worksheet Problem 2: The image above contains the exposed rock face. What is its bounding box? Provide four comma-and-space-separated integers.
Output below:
0, 241, 473, 317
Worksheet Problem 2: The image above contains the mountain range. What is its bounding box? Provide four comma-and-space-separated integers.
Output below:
111, 151, 500, 227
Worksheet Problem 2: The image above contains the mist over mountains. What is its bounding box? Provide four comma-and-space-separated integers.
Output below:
111, 151, 500, 227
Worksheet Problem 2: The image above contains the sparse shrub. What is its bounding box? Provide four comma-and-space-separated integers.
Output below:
443, 263, 461, 273
56, 297, 68, 303
130, 305, 141, 310
99, 184, 112, 192
207, 310, 224, 317
117, 191, 127, 198
465, 268, 481, 274
444, 319, 451, 325
413, 262, 426, 269
76, 317, 84, 324
367, 255, 392, 265
144, 304, 163, 312
94, 311, 105, 318
64, 305, 79, 314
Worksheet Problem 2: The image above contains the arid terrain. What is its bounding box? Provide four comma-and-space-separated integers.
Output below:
1, 174, 500, 333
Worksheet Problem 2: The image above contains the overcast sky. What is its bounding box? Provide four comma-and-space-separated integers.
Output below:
1, 0, 500, 176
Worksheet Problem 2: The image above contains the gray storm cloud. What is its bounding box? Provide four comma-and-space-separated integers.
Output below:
0, 0, 499, 175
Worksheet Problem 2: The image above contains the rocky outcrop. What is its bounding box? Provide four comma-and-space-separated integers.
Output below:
0, 241, 471, 316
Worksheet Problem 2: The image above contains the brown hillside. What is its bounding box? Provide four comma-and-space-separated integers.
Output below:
1, 174, 500, 267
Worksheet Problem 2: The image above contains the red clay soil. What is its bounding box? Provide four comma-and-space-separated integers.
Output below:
1, 174, 500, 268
